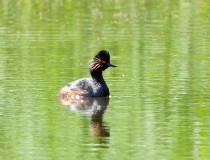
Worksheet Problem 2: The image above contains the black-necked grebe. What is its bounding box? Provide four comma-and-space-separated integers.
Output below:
59, 50, 116, 98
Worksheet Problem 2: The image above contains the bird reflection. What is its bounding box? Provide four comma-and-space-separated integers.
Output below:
59, 96, 110, 138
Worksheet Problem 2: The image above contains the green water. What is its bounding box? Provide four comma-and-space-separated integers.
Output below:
1, 1, 210, 160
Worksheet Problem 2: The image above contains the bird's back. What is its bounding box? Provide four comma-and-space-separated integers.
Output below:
59, 78, 109, 98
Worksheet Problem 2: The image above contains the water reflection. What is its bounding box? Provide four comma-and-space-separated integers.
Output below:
59, 96, 110, 139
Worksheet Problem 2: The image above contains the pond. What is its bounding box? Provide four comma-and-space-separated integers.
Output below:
1, 1, 210, 160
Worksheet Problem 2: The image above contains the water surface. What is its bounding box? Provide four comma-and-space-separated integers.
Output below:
1, 1, 210, 160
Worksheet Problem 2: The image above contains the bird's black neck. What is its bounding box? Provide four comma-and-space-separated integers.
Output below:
90, 70, 105, 83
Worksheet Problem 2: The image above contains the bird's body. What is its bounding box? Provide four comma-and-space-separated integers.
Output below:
59, 50, 116, 98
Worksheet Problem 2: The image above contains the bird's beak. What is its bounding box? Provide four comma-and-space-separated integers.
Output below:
107, 63, 117, 67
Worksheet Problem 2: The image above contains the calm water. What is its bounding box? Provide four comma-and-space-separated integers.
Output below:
1, 1, 210, 160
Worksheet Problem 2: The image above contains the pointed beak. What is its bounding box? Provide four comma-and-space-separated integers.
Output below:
107, 63, 117, 67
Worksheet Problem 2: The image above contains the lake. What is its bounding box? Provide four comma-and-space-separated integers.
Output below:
0, 1, 210, 160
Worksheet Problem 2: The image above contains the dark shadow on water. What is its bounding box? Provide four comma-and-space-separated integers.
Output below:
59, 96, 110, 140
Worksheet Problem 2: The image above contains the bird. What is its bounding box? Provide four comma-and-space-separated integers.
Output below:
59, 50, 116, 98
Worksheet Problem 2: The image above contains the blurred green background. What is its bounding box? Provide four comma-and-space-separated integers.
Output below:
0, 1, 210, 160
